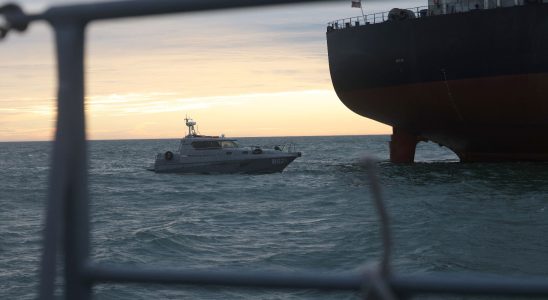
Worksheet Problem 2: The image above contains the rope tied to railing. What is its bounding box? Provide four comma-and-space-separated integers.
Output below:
359, 156, 398, 300
0, 3, 28, 40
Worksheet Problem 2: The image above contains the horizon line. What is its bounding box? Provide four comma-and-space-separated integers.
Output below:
0, 133, 391, 143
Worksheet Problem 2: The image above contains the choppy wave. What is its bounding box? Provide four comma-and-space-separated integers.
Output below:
1, 136, 547, 299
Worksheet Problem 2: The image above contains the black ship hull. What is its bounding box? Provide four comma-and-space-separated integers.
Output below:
327, 4, 548, 162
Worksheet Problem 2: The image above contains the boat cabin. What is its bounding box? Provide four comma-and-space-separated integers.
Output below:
178, 137, 242, 156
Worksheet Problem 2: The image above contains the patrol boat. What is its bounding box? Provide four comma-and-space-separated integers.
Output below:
153, 118, 301, 174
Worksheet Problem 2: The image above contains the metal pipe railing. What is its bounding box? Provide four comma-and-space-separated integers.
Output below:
327, 6, 428, 29
327, 0, 528, 30
1, 0, 548, 299
83, 264, 548, 298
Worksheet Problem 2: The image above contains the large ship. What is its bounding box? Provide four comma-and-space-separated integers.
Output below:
326, 0, 548, 162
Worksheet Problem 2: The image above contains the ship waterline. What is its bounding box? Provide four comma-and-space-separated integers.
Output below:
327, 1, 548, 162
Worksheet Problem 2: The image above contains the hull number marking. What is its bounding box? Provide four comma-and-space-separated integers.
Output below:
272, 158, 287, 165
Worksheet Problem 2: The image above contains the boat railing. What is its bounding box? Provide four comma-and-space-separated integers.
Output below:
2, 0, 548, 299
327, 6, 426, 30
253, 143, 298, 153
327, 0, 530, 30
279, 143, 297, 153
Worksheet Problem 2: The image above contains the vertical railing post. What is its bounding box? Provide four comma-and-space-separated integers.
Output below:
55, 22, 91, 300
39, 20, 91, 300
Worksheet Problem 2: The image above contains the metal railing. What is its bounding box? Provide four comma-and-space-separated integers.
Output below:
249, 143, 298, 152
327, 0, 531, 30
279, 143, 298, 153
1, 0, 548, 299
327, 6, 427, 29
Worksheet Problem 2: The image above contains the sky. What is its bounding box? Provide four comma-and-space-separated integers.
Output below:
0, 0, 425, 141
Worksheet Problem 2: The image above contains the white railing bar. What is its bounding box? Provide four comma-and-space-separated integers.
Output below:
84, 264, 548, 297
85, 265, 363, 290
2, 0, 548, 299
38, 22, 91, 300
5, 0, 338, 29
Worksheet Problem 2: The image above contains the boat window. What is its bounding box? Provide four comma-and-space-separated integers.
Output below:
191, 141, 222, 149
221, 141, 239, 148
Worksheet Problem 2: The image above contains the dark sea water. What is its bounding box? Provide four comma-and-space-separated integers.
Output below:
1, 136, 548, 299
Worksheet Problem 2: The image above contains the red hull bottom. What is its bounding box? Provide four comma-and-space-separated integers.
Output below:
338, 74, 548, 162
390, 128, 418, 163
390, 128, 548, 162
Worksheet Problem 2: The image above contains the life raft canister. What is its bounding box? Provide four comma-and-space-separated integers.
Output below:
164, 151, 174, 161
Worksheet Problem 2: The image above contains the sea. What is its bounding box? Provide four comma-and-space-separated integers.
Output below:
1, 136, 547, 299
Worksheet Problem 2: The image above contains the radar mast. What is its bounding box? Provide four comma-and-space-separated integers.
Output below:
185, 117, 197, 137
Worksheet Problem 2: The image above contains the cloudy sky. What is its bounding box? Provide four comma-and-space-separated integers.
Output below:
0, 0, 425, 141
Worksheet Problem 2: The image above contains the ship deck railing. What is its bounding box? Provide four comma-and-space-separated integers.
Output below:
327, 6, 428, 30
327, 0, 536, 31
2, 0, 548, 299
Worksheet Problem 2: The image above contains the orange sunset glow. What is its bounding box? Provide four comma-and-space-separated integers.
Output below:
0, 0, 424, 142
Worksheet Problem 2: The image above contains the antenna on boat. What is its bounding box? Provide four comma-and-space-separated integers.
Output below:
185, 116, 197, 137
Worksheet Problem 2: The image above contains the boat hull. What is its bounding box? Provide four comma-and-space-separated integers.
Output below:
154, 155, 299, 174
327, 4, 548, 161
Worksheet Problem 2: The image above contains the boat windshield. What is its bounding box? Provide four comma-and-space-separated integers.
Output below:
221, 141, 240, 148
191, 141, 222, 149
